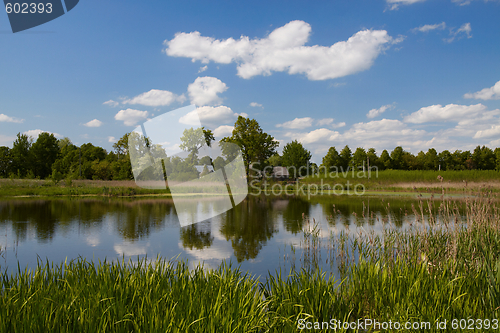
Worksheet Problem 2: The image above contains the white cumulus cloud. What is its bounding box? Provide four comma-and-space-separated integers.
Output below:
0, 114, 24, 123
23, 129, 62, 139
108, 136, 116, 143
165, 20, 397, 81
404, 103, 487, 123
285, 128, 340, 144
83, 119, 103, 127
276, 117, 314, 129
464, 80, 500, 100
367, 103, 395, 119
213, 125, 234, 137
115, 109, 149, 126
179, 106, 244, 128
187, 77, 228, 106
123, 89, 186, 107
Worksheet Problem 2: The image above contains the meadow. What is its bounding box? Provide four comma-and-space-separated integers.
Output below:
1, 191, 499, 332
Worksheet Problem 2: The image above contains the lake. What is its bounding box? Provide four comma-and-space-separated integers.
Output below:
0, 194, 463, 278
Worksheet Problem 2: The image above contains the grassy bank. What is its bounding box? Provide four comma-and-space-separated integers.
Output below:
300, 169, 500, 192
1, 194, 500, 332
2, 169, 500, 197
0, 179, 170, 197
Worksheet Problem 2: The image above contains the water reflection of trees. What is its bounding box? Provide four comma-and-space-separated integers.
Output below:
281, 197, 309, 234
180, 222, 213, 250
219, 197, 277, 262
0, 199, 176, 242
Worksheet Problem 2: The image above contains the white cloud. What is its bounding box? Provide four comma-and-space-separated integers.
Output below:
277, 117, 314, 129
317, 118, 334, 126
445, 23, 472, 43
412, 22, 446, 33
23, 129, 62, 139
285, 128, 340, 144
332, 122, 346, 129
187, 76, 228, 106
404, 103, 487, 123
213, 125, 234, 137
386, 0, 426, 10
108, 136, 116, 143
123, 89, 186, 107
0, 114, 24, 123
315, 118, 346, 128
165, 20, 397, 81
198, 65, 208, 73
367, 103, 395, 119
179, 106, 242, 127
473, 125, 500, 139
103, 99, 119, 107
464, 80, 500, 100
83, 119, 103, 127
250, 102, 263, 108
114, 242, 148, 256
114, 109, 149, 126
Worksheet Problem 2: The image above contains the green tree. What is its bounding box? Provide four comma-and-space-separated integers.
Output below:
0, 146, 11, 177
321, 147, 341, 171
424, 148, 439, 170
473, 145, 495, 170
402, 151, 417, 170
10, 133, 33, 178
339, 145, 352, 171
390, 146, 406, 170
379, 150, 392, 170
221, 116, 278, 177
281, 140, 312, 178
352, 147, 367, 171
366, 148, 379, 170
267, 154, 282, 167
438, 150, 453, 171
31, 132, 60, 179
495, 148, 500, 171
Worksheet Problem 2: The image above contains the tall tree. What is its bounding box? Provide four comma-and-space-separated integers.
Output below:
390, 146, 406, 170
281, 140, 312, 178
0, 146, 11, 177
424, 148, 439, 170
339, 145, 352, 171
352, 147, 367, 170
322, 147, 341, 170
379, 150, 392, 170
366, 148, 379, 170
10, 133, 33, 178
473, 145, 495, 170
221, 116, 278, 177
31, 132, 60, 179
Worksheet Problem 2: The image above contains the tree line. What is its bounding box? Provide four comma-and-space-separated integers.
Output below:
1, 115, 500, 182
0, 132, 133, 181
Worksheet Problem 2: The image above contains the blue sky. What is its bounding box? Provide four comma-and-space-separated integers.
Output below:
1, 0, 500, 163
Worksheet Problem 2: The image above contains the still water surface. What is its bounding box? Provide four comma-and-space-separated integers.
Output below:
0, 195, 455, 278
